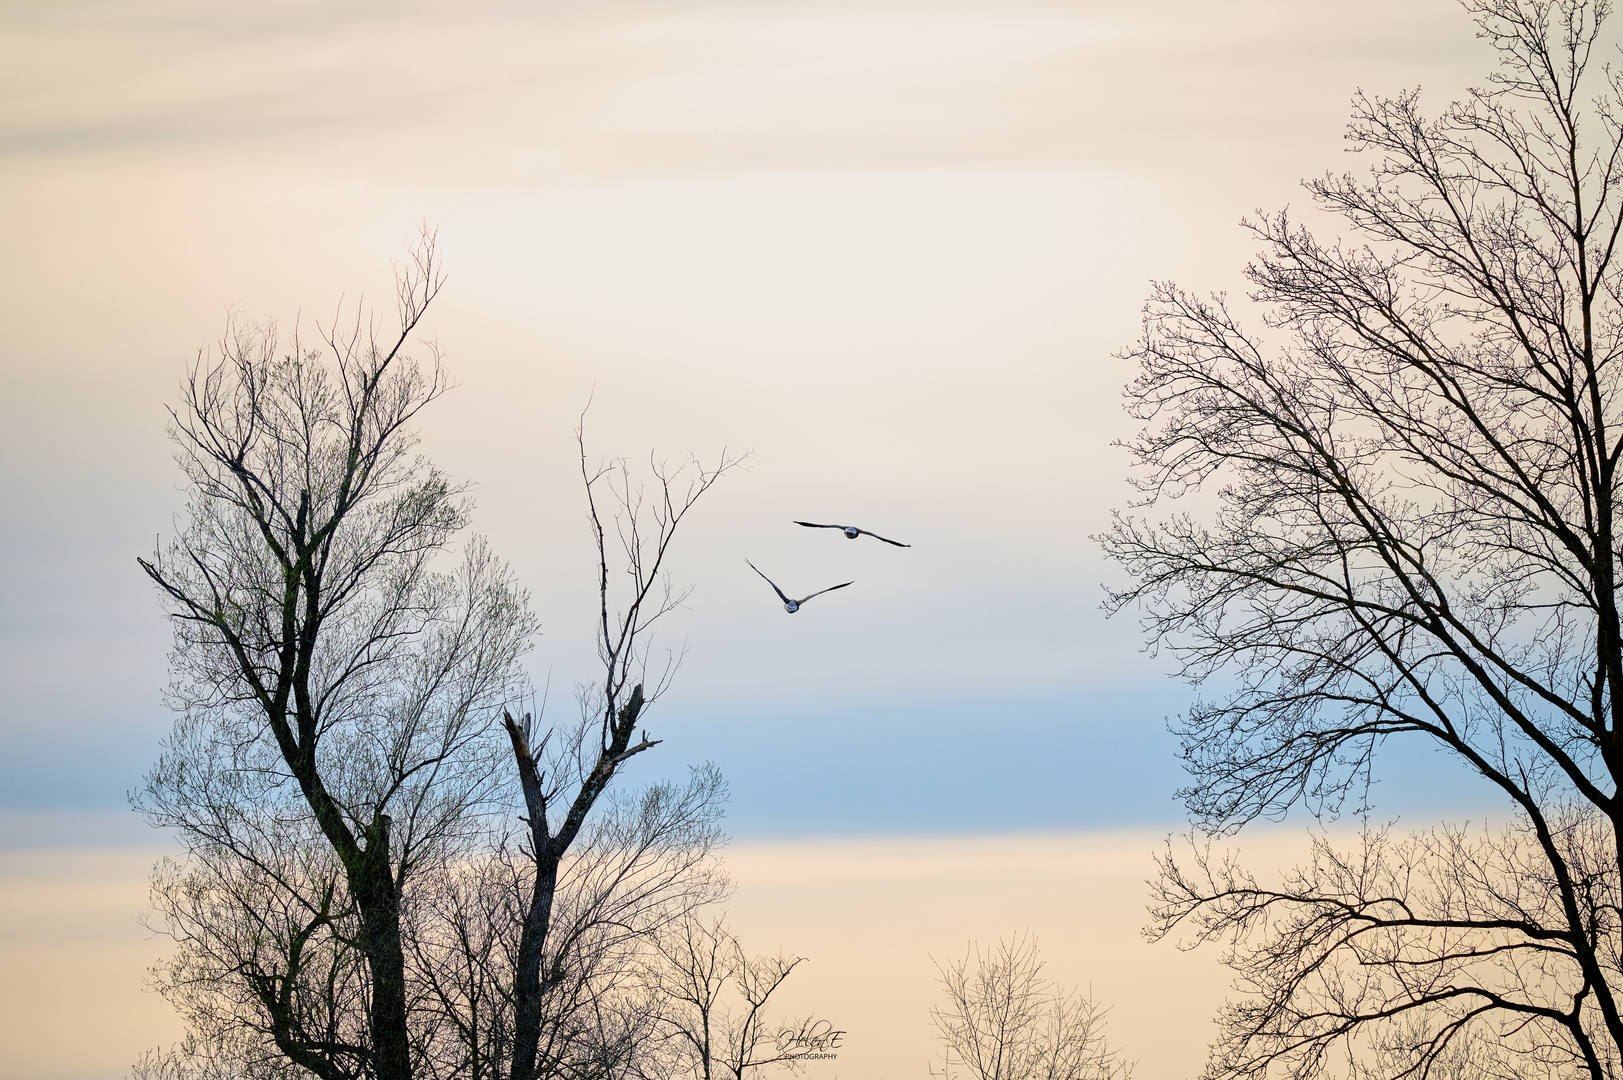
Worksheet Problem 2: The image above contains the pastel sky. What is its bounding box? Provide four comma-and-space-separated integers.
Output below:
0, 2, 1535, 1078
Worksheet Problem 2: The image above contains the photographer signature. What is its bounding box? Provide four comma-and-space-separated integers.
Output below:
776, 1019, 846, 1056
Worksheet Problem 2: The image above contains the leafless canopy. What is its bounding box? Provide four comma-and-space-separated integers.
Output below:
1104, 1, 1623, 1077
645, 914, 839, 1080
1151, 816, 1621, 1080
496, 433, 745, 1080
929, 934, 1130, 1080
139, 228, 534, 1080
406, 765, 731, 1080
135, 235, 745, 1080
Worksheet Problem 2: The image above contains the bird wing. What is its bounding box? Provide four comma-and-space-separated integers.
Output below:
796, 580, 854, 604
747, 560, 792, 605
854, 528, 910, 547
794, 521, 842, 530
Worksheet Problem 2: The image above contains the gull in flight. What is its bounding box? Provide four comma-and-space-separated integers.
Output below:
793, 521, 911, 547
748, 560, 853, 614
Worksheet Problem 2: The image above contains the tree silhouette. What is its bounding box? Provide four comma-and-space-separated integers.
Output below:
1106, 1, 1623, 1076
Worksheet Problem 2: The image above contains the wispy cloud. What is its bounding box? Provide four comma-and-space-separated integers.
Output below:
0, 0, 1478, 177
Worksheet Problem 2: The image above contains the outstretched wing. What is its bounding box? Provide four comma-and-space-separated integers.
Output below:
855, 528, 910, 548
794, 521, 842, 530
747, 559, 792, 605
796, 580, 854, 605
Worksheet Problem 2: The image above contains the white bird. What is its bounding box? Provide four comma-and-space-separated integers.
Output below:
748, 560, 853, 614
793, 521, 911, 547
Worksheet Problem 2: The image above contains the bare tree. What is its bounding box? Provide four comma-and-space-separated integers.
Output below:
138, 230, 535, 1080
1151, 816, 1619, 1080
644, 914, 839, 1080
138, 817, 370, 1080
407, 765, 731, 1080
499, 434, 743, 1080
136, 234, 756, 1080
930, 934, 1129, 1080
1103, 1, 1623, 1076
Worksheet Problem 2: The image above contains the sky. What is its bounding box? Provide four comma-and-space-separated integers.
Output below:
0, 1, 1538, 1078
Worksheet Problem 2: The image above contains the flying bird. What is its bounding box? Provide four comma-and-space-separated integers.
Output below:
793, 521, 911, 547
747, 560, 853, 614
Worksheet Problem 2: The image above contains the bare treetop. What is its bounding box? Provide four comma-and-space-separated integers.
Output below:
1110, 0, 1623, 832
139, 229, 540, 1080
930, 934, 1130, 1080
1106, 1, 1623, 1077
